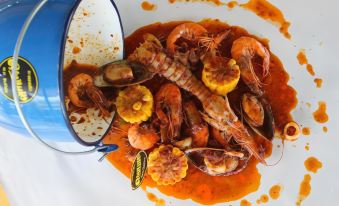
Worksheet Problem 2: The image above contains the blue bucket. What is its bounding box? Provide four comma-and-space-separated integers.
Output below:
0, 0, 124, 153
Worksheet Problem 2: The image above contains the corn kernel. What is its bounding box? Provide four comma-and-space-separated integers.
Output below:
132, 101, 142, 111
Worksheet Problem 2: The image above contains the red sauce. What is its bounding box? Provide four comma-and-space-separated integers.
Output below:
302, 127, 310, 136
323, 126, 328, 133
314, 78, 323, 88
146, 192, 166, 206
304, 157, 323, 174
296, 174, 311, 206
297, 50, 316, 76
72, 47, 81, 54
227, 1, 238, 9
103, 20, 297, 204
240, 199, 252, 206
256, 194, 269, 204
313, 101, 329, 123
306, 64, 315, 76
297, 50, 308, 65
241, 0, 291, 39
269, 184, 282, 200
141, 1, 157, 11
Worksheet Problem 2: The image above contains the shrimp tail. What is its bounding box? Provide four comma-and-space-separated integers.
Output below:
85, 83, 111, 117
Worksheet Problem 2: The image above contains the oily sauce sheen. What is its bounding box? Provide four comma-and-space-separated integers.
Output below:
103, 20, 297, 204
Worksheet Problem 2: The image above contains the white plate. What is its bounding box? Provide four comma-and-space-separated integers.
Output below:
0, 0, 338, 205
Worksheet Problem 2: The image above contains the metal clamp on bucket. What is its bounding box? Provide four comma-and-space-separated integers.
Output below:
0, 0, 124, 157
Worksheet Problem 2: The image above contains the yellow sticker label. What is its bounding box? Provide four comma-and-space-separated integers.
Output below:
0, 57, 38, 103
131, 151, 148, 190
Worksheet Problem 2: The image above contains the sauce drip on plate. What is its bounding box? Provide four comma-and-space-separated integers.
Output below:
304, 157, 323, 174
314, 78, 323, 88
297, 49, 317, 77
240, 199, 252, 206
141, 1, 157, 11
241, 0, 291, 39
302, 127, 310, 136
147, 192, 166, 206
227, 1, 238, 8
256, 194, 269, 204
313, 101, 329, 123
269, 184, 282, 200
296, 174, 312, 206
323, 126, 328, 133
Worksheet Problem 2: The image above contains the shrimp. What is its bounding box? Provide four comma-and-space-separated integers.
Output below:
183, 101, 209, 147
128, 123, 160, 150
167, 23, 207, 67
128, 36, 266, 164
167, 23, 230, 68
166, 22, 207, 54
231, 36, 270, 95
68, 73, 110, 116
155, 83, 183, 143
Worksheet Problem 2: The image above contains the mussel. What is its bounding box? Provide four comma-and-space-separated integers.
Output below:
94, 60, 154, 88
185, 148, 249, 176
241, 93, 275, 140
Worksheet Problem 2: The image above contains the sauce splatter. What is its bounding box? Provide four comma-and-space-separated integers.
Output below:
227, 1, 238, 9
147, 192, 166, 206
296, 174, 311, 206
240, 199, 252, 206
256, 194, 269, 204
304, 157, 323, 174
302, 127, 310, 136
72, 47, 81, 54
241, 0, 291, 39
304, 143, 310, 151
297, 50, 307, 65
141, 1, 157, 11
306, 64, 315, 76
313, 101, 329, 123
269, 184, 282, 200
314, 78, 322, 88
305, 102, 311, 108
296, 50, 316, 76
323, 126, 328, 133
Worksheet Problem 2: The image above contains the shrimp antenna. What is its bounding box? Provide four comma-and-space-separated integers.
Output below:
111, 126, 128, 134
242, 56, 264, 88
198, 30, 231, 54
265, 138, 285, 167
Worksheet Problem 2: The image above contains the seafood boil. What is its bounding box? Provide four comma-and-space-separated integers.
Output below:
64, 20, 299, 203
